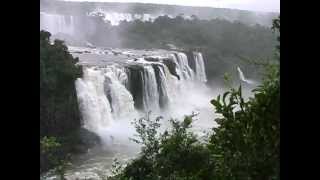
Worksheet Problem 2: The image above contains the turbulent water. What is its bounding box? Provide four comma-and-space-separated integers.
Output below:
74, 47, 212, 133
41, 46, 220, 180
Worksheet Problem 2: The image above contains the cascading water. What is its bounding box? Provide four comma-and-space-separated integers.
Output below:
159, 63, 181, 105
74, 49, 210, 137
88, 9, 167, 26
40, 12, 75, 35
237, 66, 255, 85
193, 52, 207, 82
141, 65, 160, 112
75, 68, 114, 133
173, 52, 195, 81
154, 64, 171, 109
41, 47, 215, 180
102, 65, 136, 120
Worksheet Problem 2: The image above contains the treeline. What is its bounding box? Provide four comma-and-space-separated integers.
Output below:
84, 15, 277, 83
40, 0, 277, 26
44, 12, 277, 83
40, 30, 99, 173
41, 1, 278, 84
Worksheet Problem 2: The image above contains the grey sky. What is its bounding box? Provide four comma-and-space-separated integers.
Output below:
65, 0, 280, 12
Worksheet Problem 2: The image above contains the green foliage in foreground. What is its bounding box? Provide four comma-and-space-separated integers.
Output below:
40, 30, 82, 138
210, 70, 279, 180
108, 114, 214, 180
40, 30, 99, 174
40, 136, 72, 180
109, 64, 279, 180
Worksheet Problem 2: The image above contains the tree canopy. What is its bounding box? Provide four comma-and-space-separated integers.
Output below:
40, 30, 87, 174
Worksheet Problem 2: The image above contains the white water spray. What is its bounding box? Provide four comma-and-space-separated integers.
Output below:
193, 52, 207, 83
75, 68, 114, 133
75, 50, 209, 138
237, 66, 255, 85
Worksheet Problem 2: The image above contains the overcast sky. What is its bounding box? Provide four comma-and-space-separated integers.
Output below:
65, 0, 280, 12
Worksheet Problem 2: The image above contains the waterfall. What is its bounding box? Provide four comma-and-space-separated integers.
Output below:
153, 64, 171, 109
75, 65, 138, 134
141, 65, 160, 112
171, 53, 195, 81
193, 52, 207, 82
102, 65, 136, 119
237, 67, 255, 85
75, 68, 114, 133
102, 12, 133, 26
88, 9, 157, 26
161, 64, 181, 104
87, 9, 190, 26
40, 12, 75, 35
75, 50, 209, 139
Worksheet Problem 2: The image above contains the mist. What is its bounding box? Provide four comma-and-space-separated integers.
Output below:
40, 0, 278, 45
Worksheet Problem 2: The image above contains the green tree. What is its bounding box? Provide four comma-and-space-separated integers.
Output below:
40, 136, 72, 180
209, 77, 279, 180
111, 113, 214, 180
40, 30, 82, 173
209, 17, 280, 180
40, 30, 82, 138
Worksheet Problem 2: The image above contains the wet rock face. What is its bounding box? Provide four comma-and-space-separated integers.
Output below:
162, 58, 180, 80
126, 65, 144, 110
186, 51, 197, 73
145, 57, 161, 62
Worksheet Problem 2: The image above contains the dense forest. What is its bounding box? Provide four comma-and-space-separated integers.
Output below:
40, 31, 100, 173
83, 15, 277, 83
